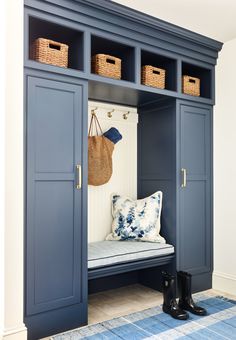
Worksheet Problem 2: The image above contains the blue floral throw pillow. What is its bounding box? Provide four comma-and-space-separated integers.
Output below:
106, 192, 166, 243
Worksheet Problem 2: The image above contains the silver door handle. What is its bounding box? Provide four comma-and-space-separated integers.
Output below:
76, 165, 82, 189
181, 168, 187, 188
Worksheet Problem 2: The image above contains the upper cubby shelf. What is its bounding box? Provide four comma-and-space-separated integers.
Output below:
141, 50, 177, 92
26, 14, 213, 104
90, 35, 135, 82
182, 62, 212, 99
28, 17, 84, 71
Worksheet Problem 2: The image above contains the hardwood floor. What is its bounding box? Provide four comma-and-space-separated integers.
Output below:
88, 284, 163, 324
42, 284, 236, 339
88, 284, 236, 325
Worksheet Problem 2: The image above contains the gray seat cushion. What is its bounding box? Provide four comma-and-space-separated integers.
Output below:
88, 241, 174, 269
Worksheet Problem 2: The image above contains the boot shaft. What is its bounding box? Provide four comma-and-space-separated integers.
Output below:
161, 271, 189, 320
177, 271, 207, 316
162, 271, 176, 304
177, 271, 192, 300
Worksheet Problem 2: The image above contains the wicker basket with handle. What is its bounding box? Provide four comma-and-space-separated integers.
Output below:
141, 65, 165, 89
182, 75, 200, 96
31, 38, 69, 68
91, 54, 121, 80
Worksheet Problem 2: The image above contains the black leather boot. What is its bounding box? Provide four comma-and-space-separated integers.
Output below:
162, 271, 189, 320
177, 271, 207, 316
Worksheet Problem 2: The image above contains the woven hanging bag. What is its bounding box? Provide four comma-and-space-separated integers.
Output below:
88, 113, 114, 186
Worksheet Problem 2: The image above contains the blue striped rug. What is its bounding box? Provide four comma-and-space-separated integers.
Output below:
52, 293, 236, 339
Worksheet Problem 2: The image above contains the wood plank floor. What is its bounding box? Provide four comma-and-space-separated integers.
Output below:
88, 284, 163, 324
88, 284, 236, 325
42, 284, 236, 339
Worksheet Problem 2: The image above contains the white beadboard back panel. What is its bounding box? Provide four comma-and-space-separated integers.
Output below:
88, 101, 138, 243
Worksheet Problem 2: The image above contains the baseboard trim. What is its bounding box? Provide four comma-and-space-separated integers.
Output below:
1, 325, 27, 340
213, 271, 236, 296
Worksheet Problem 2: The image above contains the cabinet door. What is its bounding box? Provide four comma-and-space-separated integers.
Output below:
25, 76, 87, 340
178, 104, 212, 277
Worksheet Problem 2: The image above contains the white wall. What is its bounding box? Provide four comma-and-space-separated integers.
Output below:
88, 102, 138, 242
214, 38, 236, 296
0, 2, 6, 337
1, 0, 27, 339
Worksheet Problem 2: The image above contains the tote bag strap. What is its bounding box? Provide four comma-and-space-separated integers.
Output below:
88, 112, 103, 136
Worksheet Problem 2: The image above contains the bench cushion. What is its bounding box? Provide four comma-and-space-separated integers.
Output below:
88, 241, 174, 269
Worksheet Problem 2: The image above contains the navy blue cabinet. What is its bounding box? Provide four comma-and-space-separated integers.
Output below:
24, 0, 221, 338
138, 101, 213, 292
25, 76, 88, 339
177, 102, 212, 290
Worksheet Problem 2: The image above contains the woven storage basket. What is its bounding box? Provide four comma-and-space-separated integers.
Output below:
91, 54, 121, 80
182, 75, 200, 96
31, 38, 69, 68
141, 65, 165, 89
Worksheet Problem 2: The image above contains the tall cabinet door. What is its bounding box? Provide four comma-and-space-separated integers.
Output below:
177, 103, 212, 291
25, 76, 88, 340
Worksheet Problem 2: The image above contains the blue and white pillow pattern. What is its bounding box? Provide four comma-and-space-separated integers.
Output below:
106, 191, 166, 243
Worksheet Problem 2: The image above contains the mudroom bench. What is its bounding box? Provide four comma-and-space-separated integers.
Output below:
88, 241, 175, 280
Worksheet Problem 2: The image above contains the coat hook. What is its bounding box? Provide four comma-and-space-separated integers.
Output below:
123, 111, 130, 120
91, 107, 98, 115
107, 109, 115, 118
